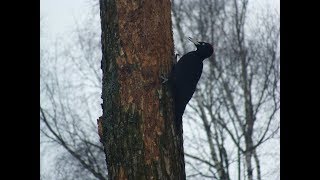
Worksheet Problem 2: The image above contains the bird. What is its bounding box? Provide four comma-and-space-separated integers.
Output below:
163, 37, 214, 131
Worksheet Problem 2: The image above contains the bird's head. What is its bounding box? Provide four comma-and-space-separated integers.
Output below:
188, 37, 214, 59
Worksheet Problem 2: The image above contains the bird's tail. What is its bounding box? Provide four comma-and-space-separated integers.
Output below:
174, 113, 183, 135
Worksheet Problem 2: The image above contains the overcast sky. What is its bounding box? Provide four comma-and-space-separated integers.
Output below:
41, 0, 279, 41
40, 0, 93, 40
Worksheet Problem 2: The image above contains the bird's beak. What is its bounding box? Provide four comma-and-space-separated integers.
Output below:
188, 37, 200, 46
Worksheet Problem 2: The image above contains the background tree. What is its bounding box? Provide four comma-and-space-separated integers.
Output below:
40, 11, 107, 180
172, 0, 279, 179
98, 0, 186, 179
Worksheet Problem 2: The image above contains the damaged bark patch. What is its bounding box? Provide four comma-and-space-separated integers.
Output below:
97, 117, 104, 143
115, 0, 175, 167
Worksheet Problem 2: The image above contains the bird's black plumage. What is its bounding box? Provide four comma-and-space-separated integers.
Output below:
169, 37, 214, 130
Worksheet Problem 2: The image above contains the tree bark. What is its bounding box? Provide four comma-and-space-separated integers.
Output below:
98, 0, 186, 179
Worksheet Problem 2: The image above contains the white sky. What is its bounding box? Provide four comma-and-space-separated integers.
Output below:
40, 0, 279, 40
40, 0, 93, 39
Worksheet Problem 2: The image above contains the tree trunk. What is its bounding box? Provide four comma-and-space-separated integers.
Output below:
253, 149, 261, 180
98, 0, 186, 179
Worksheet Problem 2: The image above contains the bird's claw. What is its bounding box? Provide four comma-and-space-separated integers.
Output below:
160, 75, 169, 84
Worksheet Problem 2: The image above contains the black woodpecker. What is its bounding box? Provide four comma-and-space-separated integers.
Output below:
168, 37, 214, 130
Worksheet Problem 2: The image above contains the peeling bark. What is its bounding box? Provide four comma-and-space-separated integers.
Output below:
98, 0, 186, 179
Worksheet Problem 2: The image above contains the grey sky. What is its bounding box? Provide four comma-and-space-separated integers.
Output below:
41, 0, 279, 40
40, 0, 92, 38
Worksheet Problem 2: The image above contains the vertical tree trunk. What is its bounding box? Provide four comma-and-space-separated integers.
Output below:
238, 148, 241, 180
244, 150, 253, 180
98, 0, 186, 179
253, 150, 261, 180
